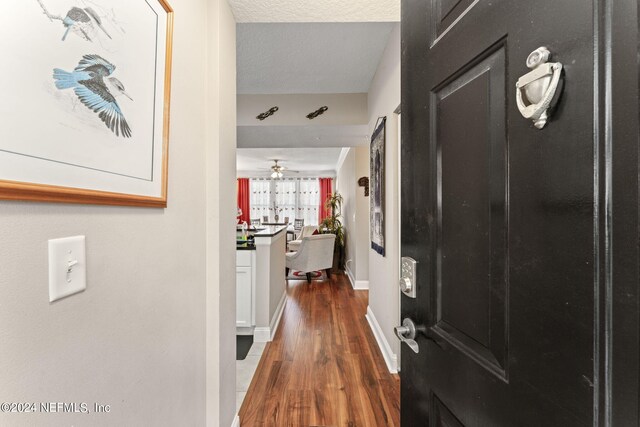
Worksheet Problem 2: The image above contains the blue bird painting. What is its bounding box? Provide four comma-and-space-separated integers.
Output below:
36, 0, 112, 42
53, 55, 133, 138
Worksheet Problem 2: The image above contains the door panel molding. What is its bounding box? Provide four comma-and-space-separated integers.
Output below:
431, 393, 465, 427
431, 323, 505, 381
431, 44, 508, 381
430, 0, 479, 47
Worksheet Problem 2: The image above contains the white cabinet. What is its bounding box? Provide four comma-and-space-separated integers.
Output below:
236, 250, 255, 330
236, 266, 253, 328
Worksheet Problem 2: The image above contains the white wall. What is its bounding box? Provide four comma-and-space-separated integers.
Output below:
367, 23, 401, 364
354, 146, 370, 282
0, 0, 237, 426
336, 148, 357, 283
337, 146, 370, 287
206, 0, 237, 425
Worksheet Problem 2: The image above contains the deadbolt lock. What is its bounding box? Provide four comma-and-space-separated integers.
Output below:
399, 277, 412, 293
400, 257, 417, 298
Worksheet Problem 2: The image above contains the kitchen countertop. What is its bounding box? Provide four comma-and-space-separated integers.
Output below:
253, 225, 288, 237
236, 242, 256, 250
236, 226, 286, 250
236, 225, 265, 232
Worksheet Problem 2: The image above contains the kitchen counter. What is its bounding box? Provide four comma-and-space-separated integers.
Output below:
254, 225, 288, 238
236, 242, 256, 250
248, 225, 287, 342
236, 225, 287, 339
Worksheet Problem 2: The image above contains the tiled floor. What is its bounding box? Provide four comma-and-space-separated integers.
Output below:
236, 341, 267, 411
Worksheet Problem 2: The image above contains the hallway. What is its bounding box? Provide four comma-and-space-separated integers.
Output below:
239, 274, 400, 426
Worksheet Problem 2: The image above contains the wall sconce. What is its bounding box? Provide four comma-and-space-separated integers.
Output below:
306, 106, 328, 120
358, 177, 369, 197
257, 106, 279, 121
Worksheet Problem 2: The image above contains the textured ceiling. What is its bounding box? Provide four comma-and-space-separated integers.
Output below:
228, 0, 400, 23
237, 23, 395, 94
237, 148, 343, 175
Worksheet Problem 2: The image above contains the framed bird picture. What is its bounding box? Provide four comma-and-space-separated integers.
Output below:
0, 0, 173, 207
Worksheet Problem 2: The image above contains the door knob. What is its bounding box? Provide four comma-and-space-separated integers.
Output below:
394, 318, 420, 353
516, 47, 563, 129
395, 318, 446, 354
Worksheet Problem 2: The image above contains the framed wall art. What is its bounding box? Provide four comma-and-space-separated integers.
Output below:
370, 116, 386, 256
0, 0, 174, 207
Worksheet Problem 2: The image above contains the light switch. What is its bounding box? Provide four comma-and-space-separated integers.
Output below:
48, 236, 86, 302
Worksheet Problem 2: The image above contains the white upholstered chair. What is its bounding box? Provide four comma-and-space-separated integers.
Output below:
287, 225, 318, 252
286, 234, 336, 283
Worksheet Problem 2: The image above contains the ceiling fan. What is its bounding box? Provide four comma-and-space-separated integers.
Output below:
269, 160, 299, 179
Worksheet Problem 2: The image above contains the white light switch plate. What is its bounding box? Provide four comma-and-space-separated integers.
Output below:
48, 236, 86, 302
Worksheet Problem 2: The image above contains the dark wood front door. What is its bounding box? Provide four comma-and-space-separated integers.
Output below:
400, 0, 639, 426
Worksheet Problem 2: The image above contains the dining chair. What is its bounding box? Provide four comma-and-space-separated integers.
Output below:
283, 216, 290, 224
294, 218, 304, 231
262, 215, 269, 224
250, 218, 260, 227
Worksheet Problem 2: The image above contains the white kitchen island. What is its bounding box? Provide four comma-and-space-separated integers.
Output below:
236, 226, 287, 342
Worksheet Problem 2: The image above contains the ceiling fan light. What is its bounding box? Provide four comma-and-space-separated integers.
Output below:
271, 171, 278, 178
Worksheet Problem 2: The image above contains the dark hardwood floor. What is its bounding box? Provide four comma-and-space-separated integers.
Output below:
239, 272, 400, 426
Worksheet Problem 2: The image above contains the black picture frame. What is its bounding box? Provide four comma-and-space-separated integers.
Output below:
370, 117, 386, 256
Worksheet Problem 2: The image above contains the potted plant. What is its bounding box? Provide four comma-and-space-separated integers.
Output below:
320, 192, 345, 272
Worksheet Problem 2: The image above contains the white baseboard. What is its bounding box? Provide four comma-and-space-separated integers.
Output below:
345, 266, 355, 287
254, 292, 287, 343
253, 327, 270, 343
345, 266, 369, 290
235, 327, 254, 336
231, 414, 240, 427
365, 306, 398, 374
269, 291, 287, 341
354, 280, 369, 290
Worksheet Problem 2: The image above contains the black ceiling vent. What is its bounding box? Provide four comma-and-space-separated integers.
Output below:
256, 106, 279, 121
306, 106, 328, 120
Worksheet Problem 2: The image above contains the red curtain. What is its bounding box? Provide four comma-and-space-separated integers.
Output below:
319, 178, 333, 224
237, 178, 251, 224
